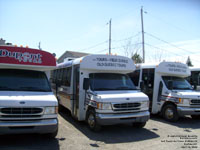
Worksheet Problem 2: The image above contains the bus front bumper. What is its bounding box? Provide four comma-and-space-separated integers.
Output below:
177, 106, 200, 116
0, 119, 58, 135
96, 111, 150, 125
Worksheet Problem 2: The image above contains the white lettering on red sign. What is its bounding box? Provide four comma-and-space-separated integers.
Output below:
0, 49, 42, 64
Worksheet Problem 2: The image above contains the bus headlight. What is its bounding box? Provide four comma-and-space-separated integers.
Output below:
44, 107, 58, 114
97, 102, 112, 110
141, 101, 149, 108
179, 98, 190, 105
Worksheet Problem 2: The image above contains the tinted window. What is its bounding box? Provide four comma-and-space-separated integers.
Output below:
189, 71, 200, 86
0, 69, 51, 92
128, 69, 140, 86
142, 68, 155, 101
162, 76, 192, 90
62, 67, 72, 86
89, 73, 136, 91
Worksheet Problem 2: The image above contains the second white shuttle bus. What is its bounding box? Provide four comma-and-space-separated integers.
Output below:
51, 54, 149, 131
128, 62, 200, 121
188, 67, 200, 90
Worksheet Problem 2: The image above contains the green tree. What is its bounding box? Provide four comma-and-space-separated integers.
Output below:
131, 53, 143, 64
186, 56, 193, 67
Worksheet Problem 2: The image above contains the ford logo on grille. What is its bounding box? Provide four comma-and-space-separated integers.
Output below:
126, 98, 130, 100
20, 101, 25, 104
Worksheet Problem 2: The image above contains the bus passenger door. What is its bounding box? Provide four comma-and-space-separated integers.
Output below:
72, 65, 80, 118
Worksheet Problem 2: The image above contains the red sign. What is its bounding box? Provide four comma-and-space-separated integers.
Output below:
0, 46, 56, 67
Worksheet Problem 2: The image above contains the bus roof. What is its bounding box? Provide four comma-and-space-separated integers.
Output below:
136, 62, 159, 69
58, 54, 136, 73
0, 46, 56, 71
138, 61, 190, 77
189, 67, 200, 71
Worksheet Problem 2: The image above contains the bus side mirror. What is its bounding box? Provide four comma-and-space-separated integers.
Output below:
168, 80, 173, 90
140, 81, 144, 91
83, 78, 90, 90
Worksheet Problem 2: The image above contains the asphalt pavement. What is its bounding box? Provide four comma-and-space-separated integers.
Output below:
0, 109, 199, 150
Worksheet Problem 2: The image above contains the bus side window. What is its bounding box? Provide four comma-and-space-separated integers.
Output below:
62, 67, 72, 87
142, 68, 155, 101
142, 69, 148, 90
52, 69, 58, 83
57, 68, 63, 85
66, 67, 72, 86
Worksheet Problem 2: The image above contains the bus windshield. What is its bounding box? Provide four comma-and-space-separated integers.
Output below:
89, 73, 137, 91
0, 69, 51, 92
162, 76, 192, 90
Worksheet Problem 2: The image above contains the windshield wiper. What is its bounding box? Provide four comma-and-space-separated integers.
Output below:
94, 88, 114, 91
116, 86, 136, 90
0, 86, 18, 91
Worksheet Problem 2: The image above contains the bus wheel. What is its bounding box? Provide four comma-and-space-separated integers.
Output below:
191, 115, 200, 119
132, 122, 146, 128
162, 104, 179, 122
86, 109, 101, 132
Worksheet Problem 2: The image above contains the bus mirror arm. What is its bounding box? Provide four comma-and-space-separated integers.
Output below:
83, 78, 90, 90
140, 81, 144, 91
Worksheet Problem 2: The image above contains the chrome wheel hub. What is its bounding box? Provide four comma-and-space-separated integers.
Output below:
165, 108, 174, 119
88, 114, 95, 127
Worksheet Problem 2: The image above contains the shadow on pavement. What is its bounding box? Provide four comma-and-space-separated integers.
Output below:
59, 109, 160, 144
150, 114, 200, 130
0, 134, 60, 150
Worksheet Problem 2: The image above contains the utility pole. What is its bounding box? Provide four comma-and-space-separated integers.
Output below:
109, 19, 112, 55
141, 6, 145, 63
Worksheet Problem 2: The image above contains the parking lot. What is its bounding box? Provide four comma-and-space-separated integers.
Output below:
0, 109, 199, 150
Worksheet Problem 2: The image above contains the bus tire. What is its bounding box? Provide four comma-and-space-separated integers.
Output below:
86, 109, 101, 132
191, 115, 200, 119
162, 104, 179, 122
132, 122, 146, 128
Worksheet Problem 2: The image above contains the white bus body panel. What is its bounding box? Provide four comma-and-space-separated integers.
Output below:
139, 62, 200, 116
56, 55, 150, 125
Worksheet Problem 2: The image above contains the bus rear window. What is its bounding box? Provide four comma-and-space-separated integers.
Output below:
0, 69, 51, 92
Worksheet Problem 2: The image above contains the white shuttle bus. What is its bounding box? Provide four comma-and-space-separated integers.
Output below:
51, 54, 149, 131
128, 61, 200, 121
188, 67, 200, 91
0, 46, 58, 137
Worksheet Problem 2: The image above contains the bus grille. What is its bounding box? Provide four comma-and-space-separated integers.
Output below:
190, 99, 200, 105
0, 107, 43, 119
113, 103, 141, 111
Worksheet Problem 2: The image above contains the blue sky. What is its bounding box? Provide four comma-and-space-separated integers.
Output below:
1, 0, 200, 65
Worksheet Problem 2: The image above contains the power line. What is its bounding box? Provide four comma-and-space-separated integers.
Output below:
77, 32, 141, 53
146, 12, 200, 38
112, 32, 141, 43
78, 40, 108, 52
145, 32, 198, 54
145, 43, 200, 63
111, 42, 142, 50
94, 48, 108, 53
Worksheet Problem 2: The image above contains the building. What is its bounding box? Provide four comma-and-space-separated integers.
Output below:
57, 50, 89, 63
0, 38, 12, 46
